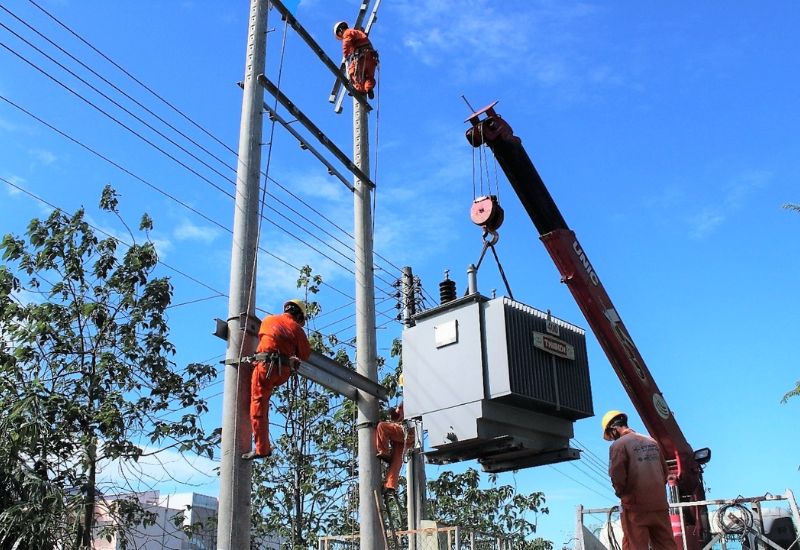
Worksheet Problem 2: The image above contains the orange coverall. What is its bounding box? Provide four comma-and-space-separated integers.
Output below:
608, 430, 675, 550
250, 312, 311, 456
340, 28, 378, 95
375, 403, 415, 491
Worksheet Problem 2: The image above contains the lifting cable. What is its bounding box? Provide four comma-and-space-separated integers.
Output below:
473, 234, 515, 301
469, 124, 513, 299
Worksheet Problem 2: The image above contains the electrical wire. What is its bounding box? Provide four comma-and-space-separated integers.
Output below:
1, 11, 405, 291
0, 175, 227, 297
26, 0, 234, 155
0, 37, 235, 198
16, 0, 407, 281
0, 93, 357, 301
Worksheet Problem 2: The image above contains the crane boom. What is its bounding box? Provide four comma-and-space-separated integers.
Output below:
465, 103, 710, 549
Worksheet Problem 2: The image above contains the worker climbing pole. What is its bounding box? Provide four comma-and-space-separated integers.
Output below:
334, 20, 379, 99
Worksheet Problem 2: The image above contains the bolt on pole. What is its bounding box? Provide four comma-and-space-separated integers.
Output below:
216, 1, 268, 548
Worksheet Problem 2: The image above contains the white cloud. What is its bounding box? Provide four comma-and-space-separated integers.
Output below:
96, 444, 218, 495
29, 149, 57, 166
392, 0, 604, 89
150, 237, 174, 260
688, 170, 770, 240
2, 174, 25, 196
0, 116, 17, 132
280, 169, 350, 203
173, 219, 220, 244
688, 208, 725, 240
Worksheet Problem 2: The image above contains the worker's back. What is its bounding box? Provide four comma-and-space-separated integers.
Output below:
609, 431, 669, 512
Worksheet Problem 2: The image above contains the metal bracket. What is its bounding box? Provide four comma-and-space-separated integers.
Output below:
257, 75, 376, 189
212, 313, 259, 340
268, 0, 372, 112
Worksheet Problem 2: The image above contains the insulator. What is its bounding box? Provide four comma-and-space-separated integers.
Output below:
439, 273, 456, 304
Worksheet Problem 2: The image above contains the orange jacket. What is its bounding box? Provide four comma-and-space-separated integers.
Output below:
608, 431, 670, 512
341, 28, 373, 58
256, 312, 311, 360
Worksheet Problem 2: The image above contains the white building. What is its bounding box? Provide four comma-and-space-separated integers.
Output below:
93, 491, 282, 549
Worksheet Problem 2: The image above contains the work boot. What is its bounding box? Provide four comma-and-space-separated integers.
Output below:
367, 89, 375, 99
242, 450, 271, 461
376, 453, 391, 463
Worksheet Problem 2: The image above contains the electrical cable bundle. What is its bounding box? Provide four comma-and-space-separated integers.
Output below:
716, 502, 754, 541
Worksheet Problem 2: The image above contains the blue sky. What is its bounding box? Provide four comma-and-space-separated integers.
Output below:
1, 0, 799, 546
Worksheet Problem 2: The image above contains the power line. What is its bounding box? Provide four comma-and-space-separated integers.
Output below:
0, 4, 235, 177
0, 93, 357, 301
3, 8, 405, 320
26, 0, 234, 156
548, 464, 615, 503
10, 1, 405, 282
0, 37, 235, 198
0, 175, 227, 297
0, 36, 399, 292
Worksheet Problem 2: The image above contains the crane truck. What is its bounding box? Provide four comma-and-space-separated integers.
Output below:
464, 102, 712, 550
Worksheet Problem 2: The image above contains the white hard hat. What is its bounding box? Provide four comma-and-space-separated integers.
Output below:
334, 21, 348, 38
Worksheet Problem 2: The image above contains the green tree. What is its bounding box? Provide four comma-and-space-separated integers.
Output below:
246, 270, 553, 549
249, 266, 370, 548
0, 187, 217, 549
428, 468, 552, 550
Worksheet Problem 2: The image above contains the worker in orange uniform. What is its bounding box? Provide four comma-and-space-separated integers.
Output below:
334, 21, 378, 99
602, 410, 675, 550
243, 299, 311, 460
375, 399, 415, 494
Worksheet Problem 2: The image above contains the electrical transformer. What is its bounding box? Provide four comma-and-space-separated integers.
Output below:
403, 292, 593, 472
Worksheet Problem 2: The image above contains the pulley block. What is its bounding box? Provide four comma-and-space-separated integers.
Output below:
470, 195, 505, 232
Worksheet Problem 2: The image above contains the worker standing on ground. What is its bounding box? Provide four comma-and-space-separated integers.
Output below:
243, 299, 311, 460
334, 21, 378, 99
375, 397, 415, 493
602, 410, 675, 550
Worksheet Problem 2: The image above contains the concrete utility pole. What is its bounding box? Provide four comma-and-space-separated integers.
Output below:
353, 97, 382, 547
401, 267, 427, 550
216, 1, 268, 548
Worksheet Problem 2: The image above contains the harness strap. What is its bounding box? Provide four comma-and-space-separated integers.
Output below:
222, 351, 291, 366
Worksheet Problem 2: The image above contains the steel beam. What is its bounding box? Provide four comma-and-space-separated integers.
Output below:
299, 350, 387, 401
268, 0, 371, 111
257, 75, 375, 189
261, 102, 354, 191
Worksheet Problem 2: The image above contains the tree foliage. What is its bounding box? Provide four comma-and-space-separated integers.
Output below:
249, 265, 390, 547
247, 272, 552, 548
0, 188, 217, 548
428, 468, 552, 549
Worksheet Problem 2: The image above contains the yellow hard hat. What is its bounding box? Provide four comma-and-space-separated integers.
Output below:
333, 21, 348, 38
284, 299, 307, 319
398, 373, 404, 387
601, 410, 627, 441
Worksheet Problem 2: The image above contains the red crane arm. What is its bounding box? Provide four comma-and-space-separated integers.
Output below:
464, 105, 708, 548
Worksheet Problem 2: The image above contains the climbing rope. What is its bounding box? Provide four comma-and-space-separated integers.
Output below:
371, 61, 381, 237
